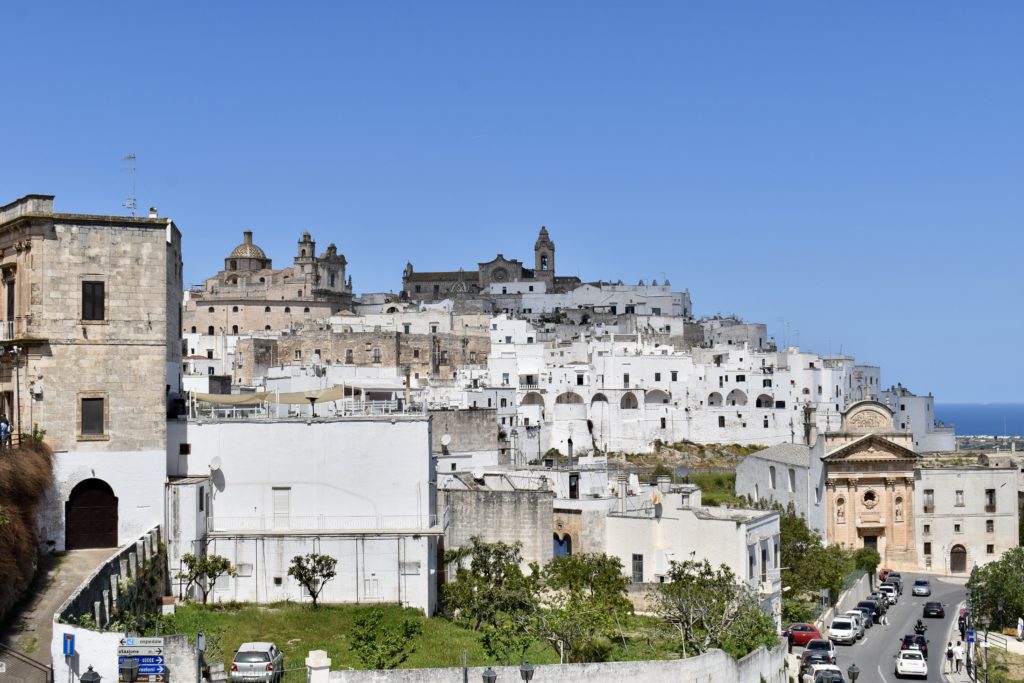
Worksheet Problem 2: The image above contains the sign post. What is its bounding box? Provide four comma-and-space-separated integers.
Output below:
117, 637, 169, 683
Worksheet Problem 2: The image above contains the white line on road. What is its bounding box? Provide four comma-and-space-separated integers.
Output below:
876, 663, 891, 683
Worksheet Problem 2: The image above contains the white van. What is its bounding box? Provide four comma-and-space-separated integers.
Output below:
828, 617, 857, 645
842, 610, 865, 639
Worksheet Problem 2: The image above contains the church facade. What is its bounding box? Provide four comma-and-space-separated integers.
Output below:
401, 227, 581, 301
183, 230, 354, 335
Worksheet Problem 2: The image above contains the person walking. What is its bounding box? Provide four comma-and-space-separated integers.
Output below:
945, 641, 955, 674
0, 414, 9, 451
954, 640, 965, 674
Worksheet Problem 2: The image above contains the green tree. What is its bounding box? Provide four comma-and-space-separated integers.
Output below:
650, 559, 778, 658
288, 553, 337, 609
535, 554, 633, 663
350, 608, 422, 669
442, 537, 539, 631
480, 613, 535, 666
967, 547, 1024, 629
853, 546, 881, 588
177, 552, 237, 604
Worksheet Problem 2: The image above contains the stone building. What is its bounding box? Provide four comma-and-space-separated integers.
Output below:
184, 230, 353, 335
0, 194, 182, 551
401, 227, 581, 301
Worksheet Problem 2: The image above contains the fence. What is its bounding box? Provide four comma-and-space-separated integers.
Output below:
0, 647, 51, 683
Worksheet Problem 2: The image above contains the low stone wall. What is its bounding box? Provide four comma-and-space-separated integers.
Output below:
56, 525, 165, 628
325, 642, 788, 683
816, 572, 871, 631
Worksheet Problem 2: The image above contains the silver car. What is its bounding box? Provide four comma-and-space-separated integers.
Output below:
230, 642, 284, 683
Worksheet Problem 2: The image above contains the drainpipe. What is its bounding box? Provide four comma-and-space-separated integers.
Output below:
618, 472, 628, 513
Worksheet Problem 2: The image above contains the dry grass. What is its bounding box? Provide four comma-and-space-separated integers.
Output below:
0, 442, 54, 620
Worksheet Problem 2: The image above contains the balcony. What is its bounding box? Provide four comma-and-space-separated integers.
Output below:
985, 504, 997, 513
923, 505, 934, 514
0, 320, 15, 341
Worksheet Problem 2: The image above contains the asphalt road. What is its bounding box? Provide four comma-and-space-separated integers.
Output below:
798, 573, 966, 683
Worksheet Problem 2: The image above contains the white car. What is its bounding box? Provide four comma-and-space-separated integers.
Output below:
842, 610, 866, 639
879, 584, 898, 604
828, 617, 857, 645
895, 649, 928, 678
802, 663, 845, 683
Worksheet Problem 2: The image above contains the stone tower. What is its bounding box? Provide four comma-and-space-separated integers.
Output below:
534, 226, 555, 286
294, 231, 317, 290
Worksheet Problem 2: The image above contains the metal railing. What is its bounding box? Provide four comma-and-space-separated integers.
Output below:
985, 504, 997, 513
923, 505, 934, 514
0, 320, 14, 341
208, 513, 440, 533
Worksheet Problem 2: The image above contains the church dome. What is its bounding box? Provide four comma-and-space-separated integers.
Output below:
229, 230, 267, 260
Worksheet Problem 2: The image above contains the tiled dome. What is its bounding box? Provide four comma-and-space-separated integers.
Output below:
229, 231, 267, 259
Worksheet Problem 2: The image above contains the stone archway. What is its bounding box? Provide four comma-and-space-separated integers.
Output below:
65, 478, 118, 549
950, 544, 967, 573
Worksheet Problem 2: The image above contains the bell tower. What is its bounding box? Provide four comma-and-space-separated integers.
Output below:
534, 226, 555, 286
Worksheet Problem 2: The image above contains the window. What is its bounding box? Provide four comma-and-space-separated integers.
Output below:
923, 524, 930, 534
788, 468, 796, 492
502, 373, 509, 385
80, 396, 105, 438
198, 486, 205, 512
576, 374, 584, 386
207, 326, 214, 335
294, 350, 302, 360
763, 379, 772, 387
923, 489, 935, 512
505, 336, 512, 344
231, 325, 238, 334
987, 544, 995, 554
440, 350, 449, 364
469, 351, 477, 363
769, 466, 776, 489
284, 307, 291, 313
372, 348, 381, 363
433, 284, 440, 295
660, 417, 666, 429
303, 307, 310, 314
736, 374, 745, 382
631, 554, 643, 583
345, 349, 353, 364
985, 488, 996, 512
954, 523, 962, 533
415, 285, 421, 293
718, 416, 725, 428
82, 281, 105, 320
413, 348, 420, 359
654, 372, 661, 382
924, 542, 932, 555
265, 306, 271, 313
955, 490, 964, 507
430, 323, 439, 334
232, 306, 239, 313
623, 373, 630, 386
403, 324, 411, 334
671, 371, 678, 381
190, 326, 197, 333
763, 418, 769, 428
500, 398, 507, 408
986, 519, 994, 533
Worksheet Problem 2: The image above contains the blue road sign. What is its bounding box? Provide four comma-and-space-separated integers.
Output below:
136, 665, 166, 675
119, 656, 164, 665
62, 633, 75, 657
966, 630, 976, 643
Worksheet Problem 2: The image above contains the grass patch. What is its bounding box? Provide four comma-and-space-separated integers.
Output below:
20, 635, 38, 654
686, 472, 743, 507
171, 602, 679, 670
987, 648, 1024, 682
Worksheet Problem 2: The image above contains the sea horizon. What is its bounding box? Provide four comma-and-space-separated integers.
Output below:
935, 403, 1024, 437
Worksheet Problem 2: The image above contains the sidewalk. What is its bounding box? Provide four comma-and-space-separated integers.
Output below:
941, 601, 972, 683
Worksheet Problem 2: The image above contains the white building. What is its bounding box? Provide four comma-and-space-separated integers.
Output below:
735, 439, 827, 535
165, 408, 440, 613
878, 383, 956, 453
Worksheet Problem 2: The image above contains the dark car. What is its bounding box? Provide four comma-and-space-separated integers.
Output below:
784, 623, 824, 647
801, 638, 837, 666
868, 592, 889, 613
856, 600, 880, 623
923, 602, 945, 618
887, 572, 904, 593
901, 634, 929, 658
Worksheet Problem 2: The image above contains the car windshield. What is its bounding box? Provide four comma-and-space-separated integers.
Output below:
235, 651, 271, 663
902, 652, 923, 661
915, 580, 928, 586
857, 602, 874, 609
806, 641, 831, 650
831, 620, 852, 629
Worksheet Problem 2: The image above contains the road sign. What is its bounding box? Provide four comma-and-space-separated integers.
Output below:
119, 656, 164, 665
137, 665, 166, 675
967, 630, 976, 643
120, 637, 164, 647
63, 633, 75, 657
129, 675, 164, 683
117, 647, 164, 657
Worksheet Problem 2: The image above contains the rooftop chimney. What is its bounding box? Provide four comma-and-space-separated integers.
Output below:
618, 472, 628, 513
148, 207, 158, 218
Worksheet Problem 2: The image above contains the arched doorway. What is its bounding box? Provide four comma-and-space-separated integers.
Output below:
950, 544, 967, 573
65, 479, 118, 549
553, 533, 572, 558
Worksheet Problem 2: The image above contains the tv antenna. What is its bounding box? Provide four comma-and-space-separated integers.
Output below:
122, 153, 137, 216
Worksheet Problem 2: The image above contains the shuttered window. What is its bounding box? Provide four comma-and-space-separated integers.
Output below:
81, 398, 104, 435
82, 281, 105, 321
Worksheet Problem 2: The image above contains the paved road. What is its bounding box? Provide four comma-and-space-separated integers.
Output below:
797, 573, 966, 683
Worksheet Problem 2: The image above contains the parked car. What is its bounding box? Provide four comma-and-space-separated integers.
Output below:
869, 592, 890, 613
801, 663, 846, 683
785, 623, 824, 647
894, 649, 928, 678
923, 602, 945, 618
801, 639, 837, 666
842, 610, 866, 638
856, 600, 880, 623
879, 567, 894, 582
828, 617, 857, 645
230, 642, 285, 683
879, 584, 898, 604
887, 572, 904, 594
900, 634, 929, 658
912, 579, 931, 596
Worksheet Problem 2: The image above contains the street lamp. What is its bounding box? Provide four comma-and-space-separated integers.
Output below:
80, 666, 102, 683
519, 661, 535, 681
482, 667, 497, 683
119, 657, 139, 683
847, 663, 859, 682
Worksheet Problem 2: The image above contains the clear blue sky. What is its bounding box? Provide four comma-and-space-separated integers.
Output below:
2, 2, 1022, 403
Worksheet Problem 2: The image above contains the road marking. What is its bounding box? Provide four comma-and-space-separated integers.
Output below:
877, 663, 891, 683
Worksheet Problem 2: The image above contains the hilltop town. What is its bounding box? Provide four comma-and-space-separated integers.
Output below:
1, 195, 1020, 683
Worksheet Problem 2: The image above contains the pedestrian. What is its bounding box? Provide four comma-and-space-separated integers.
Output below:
787, 629, 793, 654
954, 640, 965, 673
0, 414, 9, 450
959, 616, 967, 642
880, 611, 889, 626
945, 641, 955, 674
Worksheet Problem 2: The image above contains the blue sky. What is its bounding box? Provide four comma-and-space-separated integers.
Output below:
2, 2, 1022, 402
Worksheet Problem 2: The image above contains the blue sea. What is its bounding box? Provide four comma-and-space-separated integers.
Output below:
935, 403, 1024, 437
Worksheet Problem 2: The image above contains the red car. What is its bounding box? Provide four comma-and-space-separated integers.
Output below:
783, 623, 823, 647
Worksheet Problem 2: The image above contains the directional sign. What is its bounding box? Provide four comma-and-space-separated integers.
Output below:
121, 637, 164, 647
117, 647, 164, 657
124, 675, 165, 683
966, 630, 976, 643
119, 656, 164, 665
137, 665, 166, 675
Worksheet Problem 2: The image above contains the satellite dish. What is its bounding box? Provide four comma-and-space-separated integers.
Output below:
441, 434, 451, 446
471, 467, 485, 481
210, 456, 222, 471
